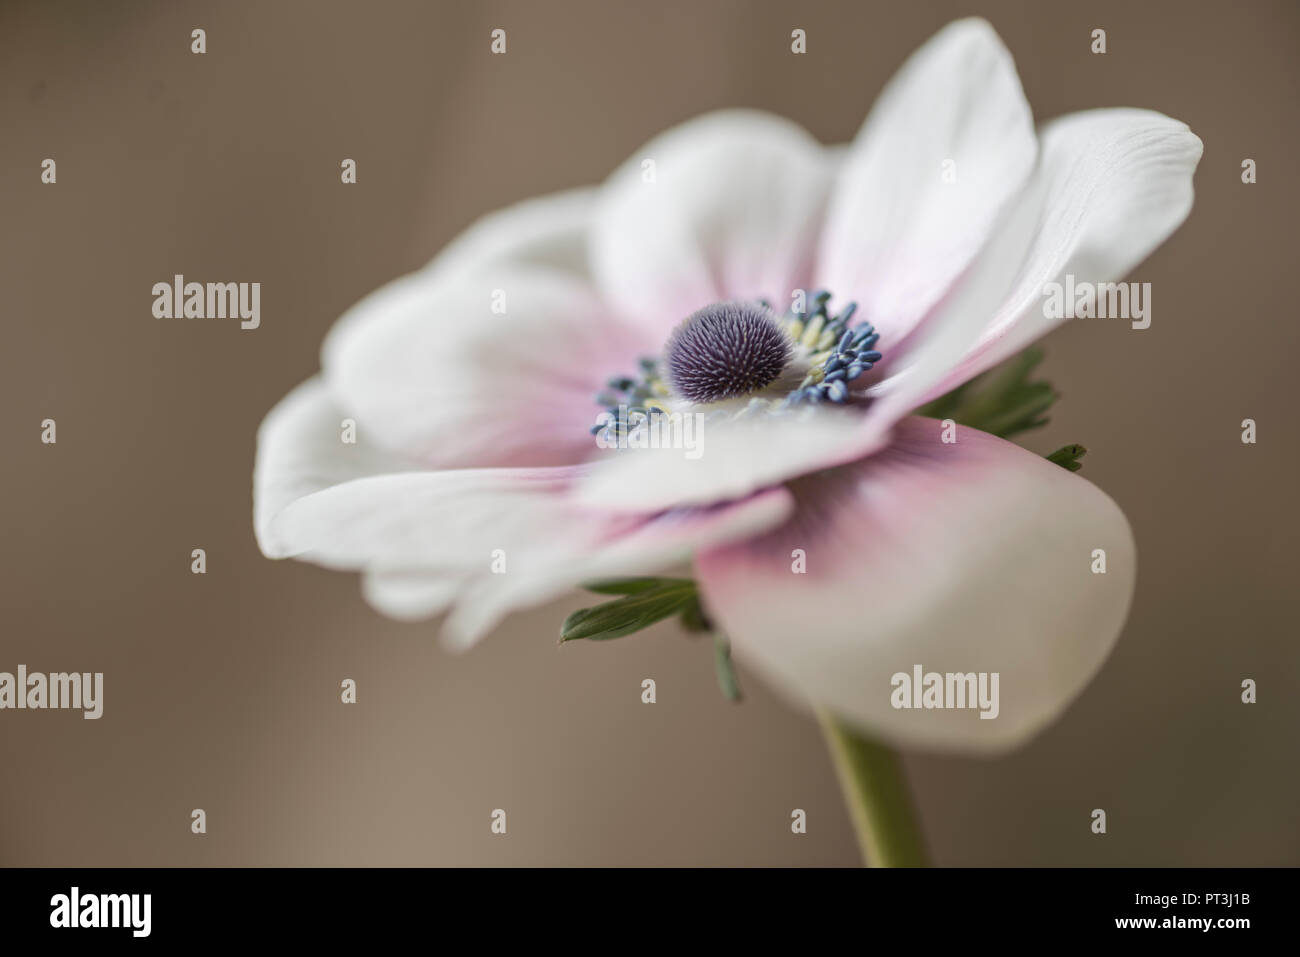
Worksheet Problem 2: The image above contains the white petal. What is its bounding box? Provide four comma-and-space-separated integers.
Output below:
815, 18, 1036, 348
894, 108, 1203, 408
255, 379, 636, 629
325, 188, 597, 365
254, 378, 418, 559
695, 418, 1136, 754
362, 570, 462, 621
423, 187, 597, 282
571, 408, 893, 512
254, 378, 784, 638
322, 266, 653, 468
260, 462, 587, 572
590, 110, 833, 336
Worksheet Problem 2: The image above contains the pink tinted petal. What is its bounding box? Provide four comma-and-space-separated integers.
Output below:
696, 417, 1136, 754
442, 486, 796, 649
897, 108, 1202, 408
323, 266, 653, 468
590, 110, 833, 339
815, 18, 1036, 348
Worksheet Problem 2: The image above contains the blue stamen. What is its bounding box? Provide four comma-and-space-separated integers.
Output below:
777, 294, 882, 409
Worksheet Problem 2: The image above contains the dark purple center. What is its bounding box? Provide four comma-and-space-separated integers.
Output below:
664, 302, 791, 403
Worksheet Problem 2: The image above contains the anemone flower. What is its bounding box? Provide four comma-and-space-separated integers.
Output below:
254, 18, 1200, 864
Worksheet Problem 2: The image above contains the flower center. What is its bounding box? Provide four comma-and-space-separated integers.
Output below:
590, 290, 881, 441
664, 302, 792, 403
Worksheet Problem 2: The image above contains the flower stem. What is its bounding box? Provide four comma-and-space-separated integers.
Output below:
816, 710, 929, 867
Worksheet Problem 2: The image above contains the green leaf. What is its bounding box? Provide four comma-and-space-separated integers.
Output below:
580, 576, 693, 596
915, 347, 1059, 439
562, 581, 738, 704
1046, 443, 1087, 472
559, 581, 697, 642
712, 634, 742, 702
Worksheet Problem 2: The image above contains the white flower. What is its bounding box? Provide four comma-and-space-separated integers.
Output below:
254, 19, 1201, 753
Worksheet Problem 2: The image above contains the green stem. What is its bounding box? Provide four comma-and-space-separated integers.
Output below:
817, 710, 929, 867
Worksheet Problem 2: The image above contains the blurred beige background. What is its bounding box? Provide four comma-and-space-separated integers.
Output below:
1, 0, 1296, 866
